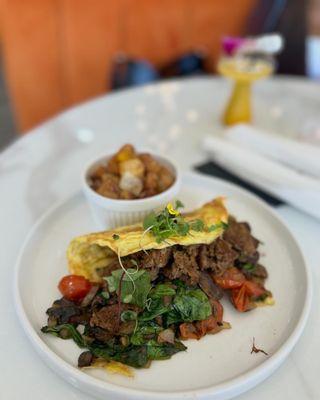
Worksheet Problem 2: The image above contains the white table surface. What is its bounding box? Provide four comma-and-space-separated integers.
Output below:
1, 77, 320, 399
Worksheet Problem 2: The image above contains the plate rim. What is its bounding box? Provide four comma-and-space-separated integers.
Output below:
13, 171, 312, 399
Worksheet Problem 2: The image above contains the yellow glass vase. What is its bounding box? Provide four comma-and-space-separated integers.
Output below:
218, 57, 273, 126
223, 80, 252, 125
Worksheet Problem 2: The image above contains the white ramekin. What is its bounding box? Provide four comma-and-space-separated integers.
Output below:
82, 152, 181, 229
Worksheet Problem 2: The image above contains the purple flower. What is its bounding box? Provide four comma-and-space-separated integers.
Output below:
221, 36, 246, 56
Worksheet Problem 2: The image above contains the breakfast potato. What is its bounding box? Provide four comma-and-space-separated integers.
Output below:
139, 153, 161, 173
116, 144, 135, 162
119, 158, 145, 179
89, 144, 175, 199
158, 166, 175, 192
96, 173, 120, 199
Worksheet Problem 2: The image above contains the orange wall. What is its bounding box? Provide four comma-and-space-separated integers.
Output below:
1, 0, 256, 132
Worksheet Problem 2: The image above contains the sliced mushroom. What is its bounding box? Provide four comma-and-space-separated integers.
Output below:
158, 328, 175, 344
199, 271, 224, 300
78, 351, 93, 368
81, 284, 100, 307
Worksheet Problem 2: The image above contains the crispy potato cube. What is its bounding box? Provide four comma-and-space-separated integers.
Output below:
119, 172, 143, 196
139, 153, 161, 173
90, 165, 107, 179
144, 171, 158, 191
96, 173, 120, 199
90, 144, 175, 199
119, 190, 135, 200
158, 166, 174, 191
105, 155, 120, 175
116, 144, 136, 162
119, 158, 145, 179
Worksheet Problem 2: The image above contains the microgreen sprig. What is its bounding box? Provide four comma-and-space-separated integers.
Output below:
143, 201, 189, 243
142, 201, 227, 244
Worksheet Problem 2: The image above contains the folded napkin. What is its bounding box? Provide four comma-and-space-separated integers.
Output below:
202, 135, 320, 220
225, 124, 320, 179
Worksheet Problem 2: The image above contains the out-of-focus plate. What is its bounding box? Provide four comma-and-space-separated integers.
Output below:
14, 172, 311, 400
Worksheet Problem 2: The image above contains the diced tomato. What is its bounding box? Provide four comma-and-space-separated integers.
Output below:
180, 300, 226, 340
195, 315, 220, 337
244, 280, 266, 298
231, 280, 267, 312
180, 316, 222, 340
231, 285, 250, 312
214, 267, 268, 312
214, 267, 246, 289
180, 301, 224, 340
179, 323, 199, 340
58, 274, 92, 301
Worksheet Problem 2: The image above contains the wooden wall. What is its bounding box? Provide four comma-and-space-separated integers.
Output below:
1, 0, 256, 132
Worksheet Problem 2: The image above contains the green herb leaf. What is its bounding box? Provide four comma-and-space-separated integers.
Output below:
112, 234, 120, 240
100, 291, 110, 300
123, 294, 133, 303
146, 339, 187, 360
116, 346, 149, 368
121, 310, 138, 322
172, 287, 212, 322
150, 283, 176, 299
175, 220, 190, 236
90, 344, 149, 368
130, 321, 163, 345
143, 212, 157, 230
142, 203, 207, 243
243, 263, 256, 272
208, 224, 218, 232
139, 298, 169, 322
190, 219, 205, 232
172, 279, 187, 288
92, 340, 186, 368
165, 309, 182, 326
208, 221, 229, 232
221, 221, 229, 229
175, 200, 185, 209
105, 269, 151, 308
41, 324, 86, 348
141, 282, 212, 325
105, 275, 117, 292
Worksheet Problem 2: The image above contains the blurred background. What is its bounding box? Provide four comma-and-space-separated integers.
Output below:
0, 0, 319, 148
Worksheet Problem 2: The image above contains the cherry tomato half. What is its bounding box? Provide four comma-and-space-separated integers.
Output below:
244, 280, 266, 298
179, 323, 199, 340
214, 267, 246, 289
195, 315, 220, 338
231, 285, 250, 312
58, 274, 92, 301
231, 281, 267, 312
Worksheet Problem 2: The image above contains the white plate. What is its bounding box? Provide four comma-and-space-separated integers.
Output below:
14, 172, 311, 400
